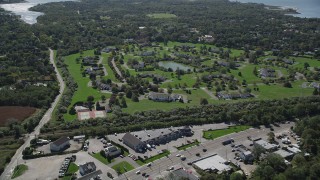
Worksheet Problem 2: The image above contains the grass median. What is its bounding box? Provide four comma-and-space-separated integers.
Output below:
11, 164, 28, 179
203, 125, 251, 140
136, 150, 170, 165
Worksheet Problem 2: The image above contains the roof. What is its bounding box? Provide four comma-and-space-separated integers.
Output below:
274, 150, 293, 158
79, 162, 96, 174
254, 139, 277, 150
172, 168, 199, 180
52, 137, 69, 147
122, 133, 143, 147
77, 170, 102, 180
194, 154, 231, 172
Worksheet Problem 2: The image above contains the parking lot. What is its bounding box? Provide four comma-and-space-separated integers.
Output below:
107, 123, 230, 158
36, 140, 82, 154
15, 151, 118, 180
116, 122, 295, 180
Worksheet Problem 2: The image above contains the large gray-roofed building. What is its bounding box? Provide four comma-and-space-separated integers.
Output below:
274, 149, 294, 159
123, 126, 193, 152
122, 133, 146, 152
254, 139, 278, 152
193, 154, 231, 173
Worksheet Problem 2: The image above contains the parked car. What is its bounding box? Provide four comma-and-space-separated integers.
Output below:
136, 170, 140, 174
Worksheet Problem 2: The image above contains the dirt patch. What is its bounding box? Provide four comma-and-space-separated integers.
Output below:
0, 106, 36, 126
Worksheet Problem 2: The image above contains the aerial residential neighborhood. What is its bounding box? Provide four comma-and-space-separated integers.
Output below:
0, 0, 319, 179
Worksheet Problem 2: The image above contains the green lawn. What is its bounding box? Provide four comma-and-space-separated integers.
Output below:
11, 164, 28, 179
136, 150, 170, 165
123, 88, 215, 114
292, 56, 320, 68
111, 161, 134, 174
62, 163, 79, 180
91, 152, 115, 165
230, 64, 262, 84
147, 13, 177, 19
203, 125, 251, 140
176, 140, 200, 150
251, 81, 313, 100
63, 50, 112, 121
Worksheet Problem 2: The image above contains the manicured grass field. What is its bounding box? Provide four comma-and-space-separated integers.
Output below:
203, 125, 251, 140
123, 88, 214, 114
251, 81, 313, 100
111, 161, 134, 174
92, 152, 115, 165
11, 164, 28, 179
176, 140, 200, 150
230, 64, 261, 84
136, 150, 170, 165
147, 13, 177, 18
63, 50, 112, 121
292, 56, 320, 68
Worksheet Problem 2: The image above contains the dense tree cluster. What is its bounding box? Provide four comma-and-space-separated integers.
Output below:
31, 0, 319, 56
253, 115, 320, 179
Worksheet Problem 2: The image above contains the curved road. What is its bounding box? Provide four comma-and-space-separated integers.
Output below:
0, 49, 65, 180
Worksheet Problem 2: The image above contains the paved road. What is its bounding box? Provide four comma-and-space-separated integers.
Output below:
98, 56, 108, 76
200, 87, 218, 100
111, 57, 126, 82
0, 49, 65, 180
116, 123, 293, 180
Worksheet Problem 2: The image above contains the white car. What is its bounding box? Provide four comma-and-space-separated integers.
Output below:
176, 154, 181, 157
170, 166, 174, 170
147, 163, 152, 167
136, 170, 140, 174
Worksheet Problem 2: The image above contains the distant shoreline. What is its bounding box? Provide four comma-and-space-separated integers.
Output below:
265, 5, 300, 15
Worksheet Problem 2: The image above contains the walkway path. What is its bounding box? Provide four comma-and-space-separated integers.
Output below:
98, 56, 108, 76
0, 49, 65, 180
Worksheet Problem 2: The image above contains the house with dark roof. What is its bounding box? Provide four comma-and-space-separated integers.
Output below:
141, 51, 155, 56
283, 59, 294, 65
259, 68, 276, 78
82, 56, 96, 65
50, 137, 70, 152
132, 62, 145, 70
148, 92, 182, 102
122, 133, 146, 152
79, 162, 96, 176
101, 47, 118, 53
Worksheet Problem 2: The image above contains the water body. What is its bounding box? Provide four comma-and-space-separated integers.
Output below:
158, 61, 192, 71
0, 0, 77, 24
230, 0, 320, 18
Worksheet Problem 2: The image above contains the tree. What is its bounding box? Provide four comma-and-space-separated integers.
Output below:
313, 88, 319, 95
121, 98, 127, 108
200, 98, 208, 105
267, 132, 275, 142
238, 72, 242, 77
101, 95, 106, 102
304, 62, 310, 69
131, 93, 139, 102
253, 66, 258, 76
230, 172, 244, 180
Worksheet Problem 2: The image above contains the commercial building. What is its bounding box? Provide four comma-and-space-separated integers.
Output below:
105, 146, 122, 157
193, 154, 231, 174
122, 126, 193, 152
50, 137, 70, 152
79, 162, 96, 176
274, 149, 294, 160
239, 150, 254, 162
253, 139, 278, 152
